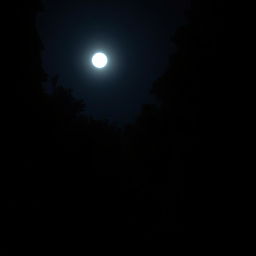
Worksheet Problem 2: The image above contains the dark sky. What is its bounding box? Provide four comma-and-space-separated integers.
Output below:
37, 0, 190, 125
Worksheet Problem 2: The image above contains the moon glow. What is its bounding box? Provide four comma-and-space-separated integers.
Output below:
92, 52, 108, 68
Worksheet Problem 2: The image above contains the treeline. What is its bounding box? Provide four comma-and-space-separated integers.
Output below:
4, 0, 212, 249
123, 0, 215, 235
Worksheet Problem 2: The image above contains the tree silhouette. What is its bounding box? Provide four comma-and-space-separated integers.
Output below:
123, 0, 214, 234
5, 0, 213, 250
6, 1, 123, 252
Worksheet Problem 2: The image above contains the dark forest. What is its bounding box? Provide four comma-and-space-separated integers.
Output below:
4, 0, 214, 251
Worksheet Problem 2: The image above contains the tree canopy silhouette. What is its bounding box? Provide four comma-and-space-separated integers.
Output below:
122, 0, 214, 233
4, 0, 212, 250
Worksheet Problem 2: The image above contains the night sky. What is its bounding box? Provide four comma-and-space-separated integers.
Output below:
38, 0, 190, 125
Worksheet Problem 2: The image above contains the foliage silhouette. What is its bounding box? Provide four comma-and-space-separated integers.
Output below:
123, 0, 214, 234
5, 0, 212, 249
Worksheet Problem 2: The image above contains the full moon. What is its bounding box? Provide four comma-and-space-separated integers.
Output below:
92, 52, 108, 68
